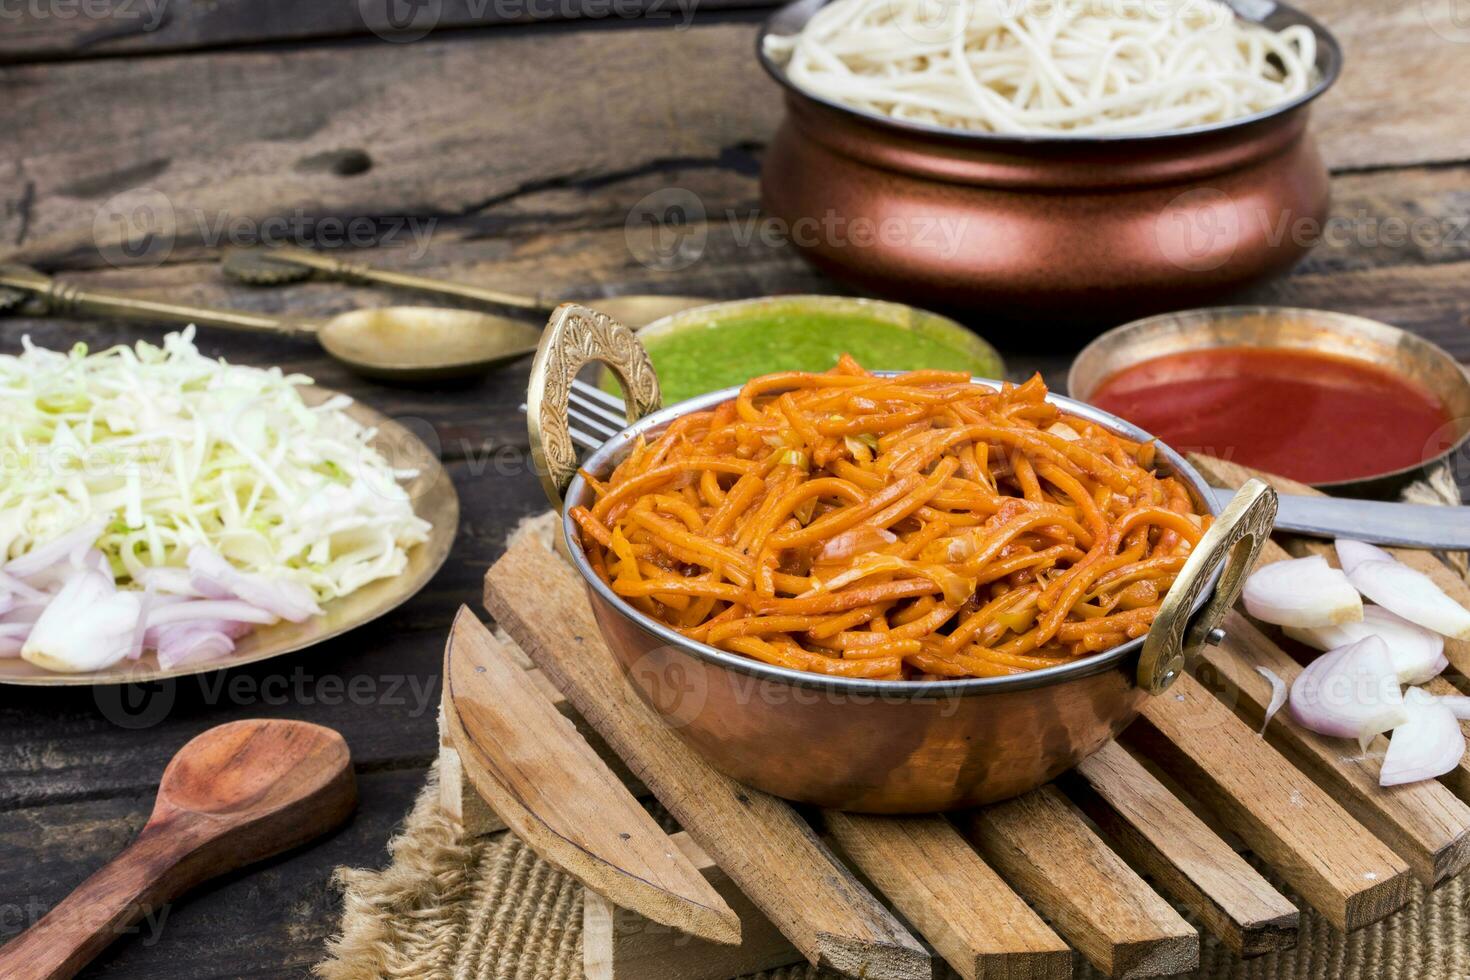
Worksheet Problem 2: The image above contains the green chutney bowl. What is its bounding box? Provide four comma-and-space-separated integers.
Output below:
605, 295, 1005, 406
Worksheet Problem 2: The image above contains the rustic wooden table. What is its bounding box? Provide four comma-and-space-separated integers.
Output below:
1, 2, 1468, 976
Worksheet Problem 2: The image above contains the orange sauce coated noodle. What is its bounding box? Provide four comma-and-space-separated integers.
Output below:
571, 357, 1209, 681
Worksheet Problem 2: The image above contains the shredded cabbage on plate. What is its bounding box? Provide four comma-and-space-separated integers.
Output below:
0, 329, 433, 672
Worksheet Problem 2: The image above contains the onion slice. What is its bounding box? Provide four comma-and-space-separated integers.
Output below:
1347, 559, 1470, 641
1381, 689, 1467, 786
20, 568, 143, 673
1335, 539, 1394, 577
1288, 636, 1407, 745
1432, 694, 1470, 721
1283, 606, 1447, 685
1256, 666, 1287, 735
2, 518, 106, 580
1243, 556, 1362, 629
187, 547, 322, 623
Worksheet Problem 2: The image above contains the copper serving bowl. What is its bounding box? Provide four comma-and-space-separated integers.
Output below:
1068, 306, 1470, 499
528, 305, 1277, 812
756, 0, 1342, 324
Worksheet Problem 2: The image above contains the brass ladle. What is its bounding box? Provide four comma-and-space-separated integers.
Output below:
0, 265, 705, 382
223, 245, 710, 331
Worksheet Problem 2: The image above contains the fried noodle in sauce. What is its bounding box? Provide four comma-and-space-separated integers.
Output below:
571, 357, 1209, 681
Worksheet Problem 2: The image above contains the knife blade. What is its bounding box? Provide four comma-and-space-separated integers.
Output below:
1207, 487, 1470, 550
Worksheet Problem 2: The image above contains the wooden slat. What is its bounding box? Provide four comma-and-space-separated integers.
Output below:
1063, 741, 1299, 957
1133, 674, 1414, 931
584, 831, 804, 980
442, 607, 740, 945
961, 786, 1199, 979
823, 812, 1072, 980
1197, 610, 1470, 887
484, 536, 930, 980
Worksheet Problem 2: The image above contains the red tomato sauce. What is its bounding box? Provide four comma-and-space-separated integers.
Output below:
1089, 347, 1452, 484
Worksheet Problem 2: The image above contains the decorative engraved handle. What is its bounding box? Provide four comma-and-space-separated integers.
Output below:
527, 304, 662, 508
1137, 479, 1278, 695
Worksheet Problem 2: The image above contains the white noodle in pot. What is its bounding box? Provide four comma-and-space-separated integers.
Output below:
764, 0, 1318, 134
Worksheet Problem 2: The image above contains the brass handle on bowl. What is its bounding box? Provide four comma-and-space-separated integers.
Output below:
1137, 479, 1278, 695
528, 303, 662, 508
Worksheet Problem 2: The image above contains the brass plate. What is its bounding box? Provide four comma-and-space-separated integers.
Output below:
0, 386, 459, 687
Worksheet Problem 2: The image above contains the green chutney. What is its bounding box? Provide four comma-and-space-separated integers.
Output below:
605, 300, 1003, 405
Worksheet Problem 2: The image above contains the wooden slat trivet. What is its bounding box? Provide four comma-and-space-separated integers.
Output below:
962, 786, 1199, 978
485, 536, 931, 980
441, 607, 740, 945
584, 831, 800, 980
1192, 454, 1470, 876
822, 811, 1073, 980
1065, 741, 1299, 957
456, 499, 1470, 979
1132, 673, 1414, 931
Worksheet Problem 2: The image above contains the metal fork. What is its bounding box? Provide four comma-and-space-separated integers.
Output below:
519, 378, 629, 452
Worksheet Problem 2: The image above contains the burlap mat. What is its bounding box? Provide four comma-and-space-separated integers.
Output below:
316, 467, 1470, 980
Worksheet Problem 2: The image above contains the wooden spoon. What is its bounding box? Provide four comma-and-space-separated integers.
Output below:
0, 719, 356, 980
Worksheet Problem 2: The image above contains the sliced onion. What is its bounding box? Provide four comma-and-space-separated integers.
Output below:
153, 623, 236, 670
1347, 559, 1470, 641
1256, 666, 1287, 734
187, 547, 322, 623
2, 518, 106, 580
1243, 555, 1362, 629
0, 636, 21, 658
1288, 635, 1406, 745
1282, 605, 1447, 685
20, 568, 142, 673
134, 566, 205, 598
0, 570, 46, 602
1335, 539, 1394, 577
1381, 689, 1467, 786
146, 599, 278, 628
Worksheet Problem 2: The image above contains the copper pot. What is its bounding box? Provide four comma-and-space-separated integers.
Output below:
528, 305, 1278, 813
756, 0, 1342, 324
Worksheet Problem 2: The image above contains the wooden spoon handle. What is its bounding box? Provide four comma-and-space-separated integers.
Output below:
0, 823, 196, 980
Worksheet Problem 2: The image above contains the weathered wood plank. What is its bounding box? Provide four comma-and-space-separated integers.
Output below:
8, 15, 1470, 269
0, 0, 780, 64
1133, 674, 1414, 931
1063, 741, 1299, 957
4, 0, 1470, 172
1, 21, 782, 265
824, 812, 1073, 980
961, 786, 1199, 980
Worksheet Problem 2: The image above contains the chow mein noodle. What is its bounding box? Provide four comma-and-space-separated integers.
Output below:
571, 357, 1207, 681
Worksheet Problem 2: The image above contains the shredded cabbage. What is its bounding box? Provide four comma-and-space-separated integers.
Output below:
0, 328, 432, 603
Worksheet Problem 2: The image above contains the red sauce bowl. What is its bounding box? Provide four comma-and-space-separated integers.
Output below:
1067, 306, 1470, 497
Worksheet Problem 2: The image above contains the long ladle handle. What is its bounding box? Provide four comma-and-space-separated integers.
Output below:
0, 265, 319, 337
262, 245, 555, 314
